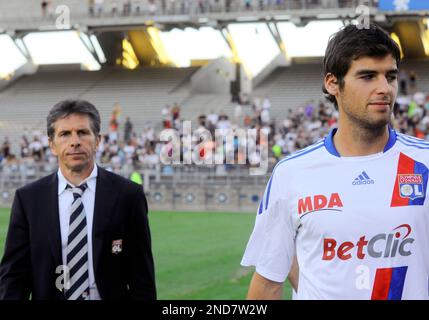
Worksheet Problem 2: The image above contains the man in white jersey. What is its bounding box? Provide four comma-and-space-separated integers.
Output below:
241, 23, 429, 300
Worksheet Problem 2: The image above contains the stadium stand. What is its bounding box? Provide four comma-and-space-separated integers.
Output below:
0, 66, 198, 152
400, 60, 429, 93
0, 0, 378, 20
180, 94, 232, 120
253, 60, 324, 118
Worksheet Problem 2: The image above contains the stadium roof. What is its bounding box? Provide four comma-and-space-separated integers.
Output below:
0, 34, 27, 79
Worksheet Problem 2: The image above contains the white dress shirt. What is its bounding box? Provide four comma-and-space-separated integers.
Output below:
57, 165, 101, 300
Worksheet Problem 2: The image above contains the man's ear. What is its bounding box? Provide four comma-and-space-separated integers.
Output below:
48, 138, 58, 157
324, 73, 340, 97
95, 134, 101, 149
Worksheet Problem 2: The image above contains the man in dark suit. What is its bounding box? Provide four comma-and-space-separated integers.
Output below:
0, 99, 156, 300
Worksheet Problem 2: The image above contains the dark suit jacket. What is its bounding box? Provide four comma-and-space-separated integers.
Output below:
0, 166, 156, 300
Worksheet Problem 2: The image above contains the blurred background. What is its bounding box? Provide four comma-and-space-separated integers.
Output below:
0, 0, 428, 299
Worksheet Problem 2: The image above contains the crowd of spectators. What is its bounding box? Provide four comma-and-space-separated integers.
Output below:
2, 85, 429, 176
39, 0, 378, 18
0, 66, 426, 175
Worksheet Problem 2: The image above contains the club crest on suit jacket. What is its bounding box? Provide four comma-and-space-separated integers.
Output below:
112, 239, 123, 254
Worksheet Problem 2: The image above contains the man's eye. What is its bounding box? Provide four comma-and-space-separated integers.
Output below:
361, 75, 374, 80
387, 75, 397, 82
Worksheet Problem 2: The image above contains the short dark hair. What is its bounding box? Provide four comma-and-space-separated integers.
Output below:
47, 99, 101, 139
322, 23, 401, 108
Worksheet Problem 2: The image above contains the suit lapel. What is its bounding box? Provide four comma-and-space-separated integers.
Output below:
45, 173, 63, 268
92, 167, 118, 275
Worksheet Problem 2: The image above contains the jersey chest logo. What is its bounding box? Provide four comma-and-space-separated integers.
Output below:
398, 174, 423, 200
297, 193, 343, 217
391, 153, 428, 207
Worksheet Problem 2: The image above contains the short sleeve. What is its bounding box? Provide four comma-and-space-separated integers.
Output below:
241, 170, 296, 282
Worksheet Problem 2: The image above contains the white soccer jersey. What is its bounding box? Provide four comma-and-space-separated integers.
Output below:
241, 127, 429, 300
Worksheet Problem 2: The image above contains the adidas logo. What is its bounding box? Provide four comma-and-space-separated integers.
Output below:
352, 171, 375, 185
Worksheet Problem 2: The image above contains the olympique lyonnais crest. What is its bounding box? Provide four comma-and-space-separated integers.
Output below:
391, 153, 428, 207
112, 239, 123, 254
398, 174, 424, 200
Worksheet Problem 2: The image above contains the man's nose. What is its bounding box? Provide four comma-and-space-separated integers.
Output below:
70, 132, 81, 147
375, 76, 390, 95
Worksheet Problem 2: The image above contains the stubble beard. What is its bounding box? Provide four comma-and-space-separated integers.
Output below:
342, 103, 393, 140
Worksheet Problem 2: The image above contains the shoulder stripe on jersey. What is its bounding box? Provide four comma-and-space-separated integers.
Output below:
258, 200, 263, 214
275, 140, 324, 169
397, 135, 429, 147
397, 133, 429, 146
264, 141, 325, 211
264, 176, 273, 211
397, 132, 427, 140
397, 136, 429, 149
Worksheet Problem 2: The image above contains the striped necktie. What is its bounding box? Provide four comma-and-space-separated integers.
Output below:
65, 183, 90, 300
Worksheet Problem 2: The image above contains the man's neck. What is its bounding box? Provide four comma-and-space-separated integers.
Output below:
333, 122, 390, 157
60, 163, 94, 186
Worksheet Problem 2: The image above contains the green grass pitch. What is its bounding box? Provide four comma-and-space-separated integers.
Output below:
0, 208, 292, 299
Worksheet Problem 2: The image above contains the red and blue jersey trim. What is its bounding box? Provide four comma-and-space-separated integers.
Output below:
371, 266, 408, 300
391, 153, 428, 207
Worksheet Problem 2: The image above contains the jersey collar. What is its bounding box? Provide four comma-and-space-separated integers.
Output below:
324, 126, 397, 157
